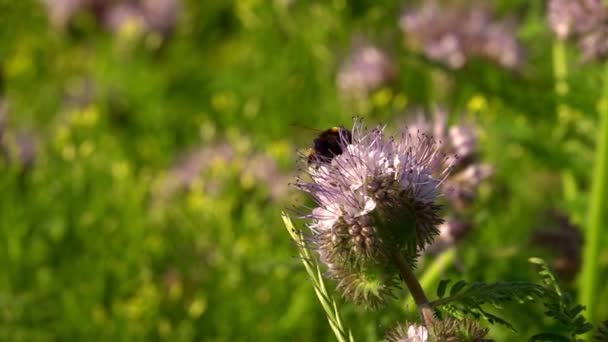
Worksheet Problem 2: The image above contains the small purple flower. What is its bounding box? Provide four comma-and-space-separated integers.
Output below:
43, 0, 181, 37
294, 119, 450, 305
547, 0, 608, 61
402, 109, 493, 256
0, 100, 39, 169
547, 0, 604, 40
157, 142, 288, 202
103, 2, 147, 34
385, 323, 428, 342
337, 44, 397, 97
42, 0, 86, 28
404, 109, 493, 211
400, 1, 523, 69
140, 0, 180, 36
427, 218, 472, 254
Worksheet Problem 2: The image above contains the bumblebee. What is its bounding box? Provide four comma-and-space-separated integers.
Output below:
307, 126, 352, 165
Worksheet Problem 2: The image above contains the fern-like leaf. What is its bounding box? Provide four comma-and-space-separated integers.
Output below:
595, 321, 608, 341
528, 258, 593, 341
430, 280, 546, 330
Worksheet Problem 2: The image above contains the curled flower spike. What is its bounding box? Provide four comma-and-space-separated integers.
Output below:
294, 119, 450, 306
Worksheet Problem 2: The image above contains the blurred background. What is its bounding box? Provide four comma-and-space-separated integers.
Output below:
0, 0, 606, 340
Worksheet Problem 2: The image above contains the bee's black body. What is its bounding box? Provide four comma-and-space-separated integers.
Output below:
307, 127, 352, 164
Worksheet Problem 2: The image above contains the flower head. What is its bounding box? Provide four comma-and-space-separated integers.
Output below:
337, 44, 397, 97
294, 119, 450, 305
384, 323, 429, 342
405, 109, 493, 211
399, 1, 523, 69
547, 0, 608, 61
385, 319, 490, 342
43, 0, 180, 37
402, 109, 493, 255
547, 0, 604, 40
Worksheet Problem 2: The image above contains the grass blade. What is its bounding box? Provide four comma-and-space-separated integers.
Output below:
282, 212, 354, 342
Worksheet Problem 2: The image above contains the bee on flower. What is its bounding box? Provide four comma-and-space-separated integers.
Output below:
293, 119, 452, 306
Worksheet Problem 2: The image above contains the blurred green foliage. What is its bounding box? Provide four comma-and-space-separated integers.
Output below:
0, 0, 606, 341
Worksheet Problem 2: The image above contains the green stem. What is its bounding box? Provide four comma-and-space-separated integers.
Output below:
553, 40, 569, 97
579, 64, 608, 331
404, 248, 456, 311
391, 252, 435, 328
553, 40, 571, 141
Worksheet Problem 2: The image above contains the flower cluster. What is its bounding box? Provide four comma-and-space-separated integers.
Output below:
547, 0, 608, 61
404, 109, 493, 251
337, 44, 397, 97
43, 0, 180, 37
294, 119, 450, 306
399, 1, 523, 70
156, 141, 289, 203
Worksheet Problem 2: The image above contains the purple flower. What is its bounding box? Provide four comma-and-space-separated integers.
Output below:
402, 109, 493, 256
399, 1, 523, 69
547, 0, 608, 61
0, 100, 39, 169
294, 119, 450, 306
404, 109, 493, 211
337, 44, 397, 97
385, 323, 429, 342
547, 0, 604, 39
103, 2, 147, 34
385, 318, 489, 341
43, 0, 181, 37
157, 142, 288, 203
426, 218, 472, 254
42, 0, 86, 28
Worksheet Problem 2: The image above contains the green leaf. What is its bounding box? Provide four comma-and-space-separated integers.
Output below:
529, 333, 572, 342
595, 320, 608, 341
437, 279, 451, 299
449, 280, 468, 296
529, 258, 592, 340
430, 279, 546, 331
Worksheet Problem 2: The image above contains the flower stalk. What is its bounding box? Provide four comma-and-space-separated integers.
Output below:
391, 251, 435, 328
405, 247, 457, 311
580, 62, 608, 331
